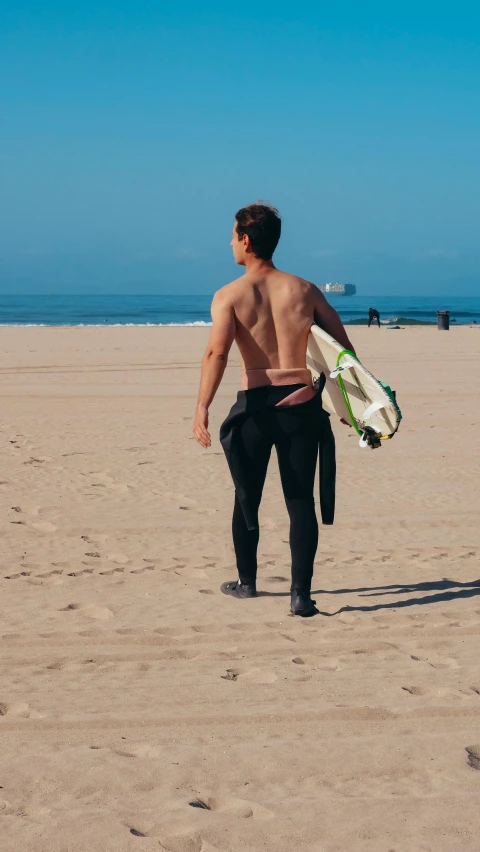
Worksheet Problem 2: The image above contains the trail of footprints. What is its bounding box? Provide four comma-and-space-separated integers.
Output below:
10, 505, 57, 533
2, 544, 479, 586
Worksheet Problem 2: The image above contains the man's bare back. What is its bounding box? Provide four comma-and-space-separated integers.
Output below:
221, 268, 353, 371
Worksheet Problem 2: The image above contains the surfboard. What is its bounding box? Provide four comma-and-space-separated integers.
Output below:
306, 324, 402, 448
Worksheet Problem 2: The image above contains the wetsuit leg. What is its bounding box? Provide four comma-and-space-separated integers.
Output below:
231, 414, 272, 585
275, 416, 319, 592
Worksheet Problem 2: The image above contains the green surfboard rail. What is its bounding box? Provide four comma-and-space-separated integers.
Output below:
335, 349, 363, 436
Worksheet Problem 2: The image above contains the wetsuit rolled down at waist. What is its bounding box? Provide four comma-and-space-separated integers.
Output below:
220, 368, 335, 594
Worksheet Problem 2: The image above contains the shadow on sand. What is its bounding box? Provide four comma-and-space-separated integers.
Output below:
259, 577, 480, 616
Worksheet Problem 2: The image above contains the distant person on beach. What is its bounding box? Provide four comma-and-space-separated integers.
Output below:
368, 307, 381, 328
193, 202, 355, 616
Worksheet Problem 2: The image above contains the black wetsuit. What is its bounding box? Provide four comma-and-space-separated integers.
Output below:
368, 308, 381, 327
220, 383, 335, 593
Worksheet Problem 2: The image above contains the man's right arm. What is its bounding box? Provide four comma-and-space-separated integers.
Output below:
312, 287, 356, 355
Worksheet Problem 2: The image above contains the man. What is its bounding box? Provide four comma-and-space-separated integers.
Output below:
368, 307, 381, 328
193, 202, 355, 616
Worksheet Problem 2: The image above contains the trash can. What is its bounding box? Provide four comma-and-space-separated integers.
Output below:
437, 310, 450, 330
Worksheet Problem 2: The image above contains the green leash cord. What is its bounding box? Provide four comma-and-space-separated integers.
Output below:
335, 349, 363, 436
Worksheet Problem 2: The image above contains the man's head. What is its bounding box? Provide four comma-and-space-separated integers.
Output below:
231, 202, 281, 266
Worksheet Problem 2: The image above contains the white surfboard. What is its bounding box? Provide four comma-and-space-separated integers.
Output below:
306, 324, 402, 448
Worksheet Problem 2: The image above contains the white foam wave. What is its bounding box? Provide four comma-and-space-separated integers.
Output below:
0, 321, 213, 328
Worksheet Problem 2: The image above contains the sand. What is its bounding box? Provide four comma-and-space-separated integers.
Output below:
0, 324, 479, 851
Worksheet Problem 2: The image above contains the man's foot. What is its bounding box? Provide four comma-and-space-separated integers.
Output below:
291, 589, 317, 617
221, 580, 257, 599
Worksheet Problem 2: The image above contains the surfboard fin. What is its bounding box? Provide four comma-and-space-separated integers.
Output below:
362, 399, 386, 421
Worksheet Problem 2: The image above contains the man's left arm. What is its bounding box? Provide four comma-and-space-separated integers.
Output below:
193, 289, 236, 448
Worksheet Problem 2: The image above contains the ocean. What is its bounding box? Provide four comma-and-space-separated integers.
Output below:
0, 294, 479, 327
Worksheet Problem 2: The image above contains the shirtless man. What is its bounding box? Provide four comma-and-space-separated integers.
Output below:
193, 203, 355, 616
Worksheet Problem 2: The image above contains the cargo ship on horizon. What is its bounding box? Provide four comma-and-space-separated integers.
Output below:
320, 282, 356, 296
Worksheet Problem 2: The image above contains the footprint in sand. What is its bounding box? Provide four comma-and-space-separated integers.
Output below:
0, 701, 41, 719
107, 553, 130, 565
10, 506, 57, 533
27, 563, 64, 586
11, 505, 40, 516
99, 567, 125, 576
293, 654, 341, 671
130, 565, 155, 574
89, 472, 131, 494
337, 611, 358, 625
174, 566, 211, 580
280, 632, 297, 643
23, 455, 52, 465
61, 602, 113, 620
402, 685, 427, 696
221, 667, 277, 684
191, 796, 273, 819
142, 800, 272, 850
466, 745, 480, 770
9, 438, 35, 452
190, 624, 224, 635
32, 521, 57, 532
115, 743, 162, 759
156, 829, 218, 852
4, 570, 31, 580
154, 627, 181, 636
344, 555, 363, 565
81, 534, 108, 545
409, 653, 460, 670
180, 503, 217, 516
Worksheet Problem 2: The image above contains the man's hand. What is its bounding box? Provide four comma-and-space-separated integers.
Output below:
193, 405, 211, 448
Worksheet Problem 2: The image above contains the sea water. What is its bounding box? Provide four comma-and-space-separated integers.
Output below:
0, 294, 479, 326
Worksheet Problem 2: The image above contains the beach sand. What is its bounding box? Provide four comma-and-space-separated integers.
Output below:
1, 325, 479, 851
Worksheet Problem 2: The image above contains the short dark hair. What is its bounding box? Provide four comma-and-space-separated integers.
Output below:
235, 202, 281, 260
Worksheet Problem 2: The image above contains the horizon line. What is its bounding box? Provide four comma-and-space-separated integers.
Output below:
0, 293, 477, 299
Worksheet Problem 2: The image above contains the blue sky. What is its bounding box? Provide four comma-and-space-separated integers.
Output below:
1, 2, 479, 295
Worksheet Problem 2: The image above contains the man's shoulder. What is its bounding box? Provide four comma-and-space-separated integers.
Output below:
212, 276, 247, 306
275, 268, 316, 290
210, 279, 245, 315
216, 275, 245, 294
